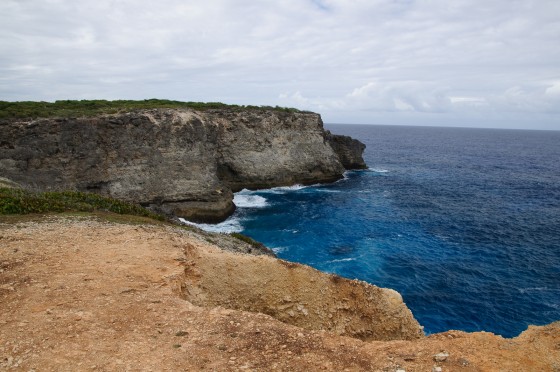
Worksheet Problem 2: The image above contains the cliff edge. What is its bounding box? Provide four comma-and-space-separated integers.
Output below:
0, 108, 365, 222
1, 216, 558, 371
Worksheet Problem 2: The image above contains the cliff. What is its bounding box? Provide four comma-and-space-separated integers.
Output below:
325, 130, 368, 169
182, 242, 423, 342
1, 216, 558, 371
0, 108, 364, 222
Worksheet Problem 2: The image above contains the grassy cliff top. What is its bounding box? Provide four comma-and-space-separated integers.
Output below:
0, 99, 307, 120
0, 187, 165, 221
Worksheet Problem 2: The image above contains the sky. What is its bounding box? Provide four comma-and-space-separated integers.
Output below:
1, 0, 559, 130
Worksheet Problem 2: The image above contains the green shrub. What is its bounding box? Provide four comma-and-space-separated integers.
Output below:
0, 187, 164, 220
0, 99, 307, 120
229, 232, 266, 249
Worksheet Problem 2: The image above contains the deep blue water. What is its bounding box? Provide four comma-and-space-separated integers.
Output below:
194, 124, 560, 337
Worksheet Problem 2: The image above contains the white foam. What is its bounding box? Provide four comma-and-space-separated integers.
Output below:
332, 171, 351, 184
315, 189, 341, 193
264, 184, 308, 194
327, 257, 357, 263
271, 246, 287, 254
282, 229, 299, 234
369, 168, 389, 173
518, 287, 558, 294
233, 193, 268, 208
276, 184, 306, 191
179, 217, 243, 233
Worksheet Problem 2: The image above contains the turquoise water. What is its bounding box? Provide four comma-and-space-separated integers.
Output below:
191, 124, 560, 337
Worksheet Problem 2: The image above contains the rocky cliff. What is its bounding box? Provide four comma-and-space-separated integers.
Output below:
0, 108, 365, 222
326, 131, 368, 170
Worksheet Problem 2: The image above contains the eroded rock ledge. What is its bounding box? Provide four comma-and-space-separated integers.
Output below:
0, 108, 365, 222
182, 242, 423, 341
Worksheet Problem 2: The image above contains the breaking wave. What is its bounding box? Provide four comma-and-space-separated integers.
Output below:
233, 192, 268, 208
179, 217, 243, 233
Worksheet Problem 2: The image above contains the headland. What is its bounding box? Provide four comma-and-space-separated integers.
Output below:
0, 100, 558, 370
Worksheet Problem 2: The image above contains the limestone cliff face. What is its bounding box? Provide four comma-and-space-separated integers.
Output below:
1, 110, 231, 222
212, 110, 345, 191
0, 108, 365, 222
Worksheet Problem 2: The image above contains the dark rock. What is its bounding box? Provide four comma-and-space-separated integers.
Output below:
326, 131, 367, 170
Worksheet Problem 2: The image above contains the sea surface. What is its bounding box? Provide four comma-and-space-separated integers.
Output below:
187, 124, 560, 337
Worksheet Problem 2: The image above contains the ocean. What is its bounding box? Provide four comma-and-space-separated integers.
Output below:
188, 124, 560, 338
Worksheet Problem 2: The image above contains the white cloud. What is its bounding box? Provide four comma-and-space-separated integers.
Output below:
0, 0, 559, 129
545, 82, 560, 96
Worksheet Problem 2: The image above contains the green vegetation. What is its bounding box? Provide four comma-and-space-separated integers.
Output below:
229, 232, 266, 250
0, 99, 307, 120
0, 187, 164, 220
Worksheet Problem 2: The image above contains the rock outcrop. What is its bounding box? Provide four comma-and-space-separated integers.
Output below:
326, 131, 368, 170
0, 108, 365, 222
182, 243, 424, 341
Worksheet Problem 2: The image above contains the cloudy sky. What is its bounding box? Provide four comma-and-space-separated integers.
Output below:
1, 0, 559, 129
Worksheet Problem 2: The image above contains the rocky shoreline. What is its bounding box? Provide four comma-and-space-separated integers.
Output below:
0, 108, 366, 222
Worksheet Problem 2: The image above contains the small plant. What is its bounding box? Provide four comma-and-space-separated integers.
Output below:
230, 232, 259, 246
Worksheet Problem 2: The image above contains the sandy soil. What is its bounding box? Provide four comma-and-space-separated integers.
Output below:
1, 216, 559, 371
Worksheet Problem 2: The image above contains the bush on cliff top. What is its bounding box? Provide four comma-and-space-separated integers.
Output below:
0, 187, 164, 220
229, 232, 268, 249
0, 99, 306, 120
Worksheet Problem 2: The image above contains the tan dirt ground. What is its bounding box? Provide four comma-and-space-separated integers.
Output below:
1, 216, 559, 371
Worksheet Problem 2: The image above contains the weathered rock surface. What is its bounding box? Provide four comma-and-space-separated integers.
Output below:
326, 130, 368, 170
0, 177, 21, 189
211, 110, 346, 191
0, 108, 365, 222
1, 216, 558, 371
182, 242, 424, 341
